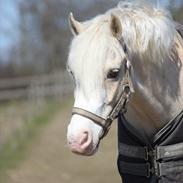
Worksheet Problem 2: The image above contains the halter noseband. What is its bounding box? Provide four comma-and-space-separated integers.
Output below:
72, 59, 134, 139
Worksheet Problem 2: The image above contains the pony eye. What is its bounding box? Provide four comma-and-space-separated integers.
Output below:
107, 68, 120, 79
67, 68, 75, 80
70, 71, 75, 80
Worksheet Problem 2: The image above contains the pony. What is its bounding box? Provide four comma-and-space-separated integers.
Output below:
66, 0, 183, 182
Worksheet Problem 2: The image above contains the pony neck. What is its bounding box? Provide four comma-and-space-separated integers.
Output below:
124, 36, 183, 138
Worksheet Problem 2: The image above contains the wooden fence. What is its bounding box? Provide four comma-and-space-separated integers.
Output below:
0, 70, 73, 101
0, 70, 73, 149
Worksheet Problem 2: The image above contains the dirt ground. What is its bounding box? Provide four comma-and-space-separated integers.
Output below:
5, 101, 121, 183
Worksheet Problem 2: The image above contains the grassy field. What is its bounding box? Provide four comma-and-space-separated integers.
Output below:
0, 98, 70, 182
0, 97, 121, 183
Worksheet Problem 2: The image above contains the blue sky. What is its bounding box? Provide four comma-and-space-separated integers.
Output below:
0, 0, 20, 60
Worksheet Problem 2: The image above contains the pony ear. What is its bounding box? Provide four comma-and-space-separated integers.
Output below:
110, 14, 122, 40
69, 12, 83, 36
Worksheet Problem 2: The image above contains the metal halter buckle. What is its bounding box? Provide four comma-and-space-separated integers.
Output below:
144, 147, 155, 161
146, 163, 152, 178
144, 147, 160, 178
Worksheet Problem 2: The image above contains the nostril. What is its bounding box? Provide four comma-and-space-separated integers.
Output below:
79, 131, 89, 145
67, 130, 93, 154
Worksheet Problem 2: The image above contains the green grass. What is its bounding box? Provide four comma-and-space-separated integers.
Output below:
0, 97, 73, 182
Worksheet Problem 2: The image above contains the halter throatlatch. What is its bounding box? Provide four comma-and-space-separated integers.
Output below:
72, 60, 134, 140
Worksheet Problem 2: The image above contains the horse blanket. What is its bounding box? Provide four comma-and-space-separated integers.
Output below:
118, 24, 183, 183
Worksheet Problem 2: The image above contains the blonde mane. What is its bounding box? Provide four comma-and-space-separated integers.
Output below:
107, 0, 176, 63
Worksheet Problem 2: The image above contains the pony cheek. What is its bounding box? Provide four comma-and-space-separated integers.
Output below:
105, 82, 119, 104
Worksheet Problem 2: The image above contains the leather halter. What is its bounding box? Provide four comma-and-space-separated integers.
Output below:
72, 56, 134, 139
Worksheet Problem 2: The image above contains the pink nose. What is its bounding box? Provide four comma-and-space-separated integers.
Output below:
68, 130, 93, 155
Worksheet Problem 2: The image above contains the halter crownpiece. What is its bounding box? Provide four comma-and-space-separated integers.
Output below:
72, 58, 134, 140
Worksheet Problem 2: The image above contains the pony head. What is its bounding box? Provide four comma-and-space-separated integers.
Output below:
66, 0, 175, 156
67, 12, 130, 155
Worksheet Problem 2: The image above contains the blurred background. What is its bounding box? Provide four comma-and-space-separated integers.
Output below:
0, 0, 182, 183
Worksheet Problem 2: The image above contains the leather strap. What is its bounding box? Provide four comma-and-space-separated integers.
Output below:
119, 142, 183, 161
72, 107, 106, 128
72, 107, 113, 139
118, 161, 151, 177
156, 142, 183, 160
119, 159, 183, 178
159, 161, 183, 176
119, 141, 183, 177
119, 142, 148, 160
